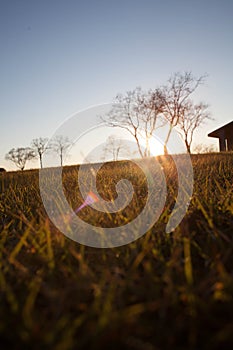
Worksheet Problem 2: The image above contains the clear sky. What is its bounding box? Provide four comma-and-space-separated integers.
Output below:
1, 0, 233, 170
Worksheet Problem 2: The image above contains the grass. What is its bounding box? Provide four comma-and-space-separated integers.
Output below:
0, 153, 233, 349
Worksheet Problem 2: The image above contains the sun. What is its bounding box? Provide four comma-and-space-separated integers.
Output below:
137, 136, 164, 157
148, 137, 164, 156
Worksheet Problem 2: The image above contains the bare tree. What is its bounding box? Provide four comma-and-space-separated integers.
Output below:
102, 135, 132, 161
101, 87, 164, 158
31, 137, 49, 168
178, 101, 211, 153
103, 135, 122, 161
193, 143, 217, 154
51, 135, 71, 167
5, 147, 36, 171
157, 71, 207, 154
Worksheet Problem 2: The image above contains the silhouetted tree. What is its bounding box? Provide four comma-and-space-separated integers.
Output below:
193, 143, 217, 154
102, 135, 132, 161
178, 101, 211, 153
101, 87, 164, 158
31, 137, 49, 168
157, 71, 207, 154
103, 135, 122, 161
50, 135, 71, 167
5, 147, 35, 171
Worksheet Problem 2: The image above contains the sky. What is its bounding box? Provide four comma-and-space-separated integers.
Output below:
0, 0, 233, 170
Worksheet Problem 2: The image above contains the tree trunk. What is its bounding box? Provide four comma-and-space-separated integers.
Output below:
145, 137, 150, 157
164, 145, 169, 155
40, 154, 43, 168
164, 124, 173, 155
135, 134, 144, 158
185, 139, 191, 154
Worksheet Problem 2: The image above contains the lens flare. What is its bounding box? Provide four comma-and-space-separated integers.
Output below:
74, 191, 99, 214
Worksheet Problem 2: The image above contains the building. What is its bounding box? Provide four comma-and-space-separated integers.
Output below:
208, 121, 233, 151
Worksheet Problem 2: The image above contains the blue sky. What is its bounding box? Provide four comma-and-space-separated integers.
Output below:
1, 0, 233, 169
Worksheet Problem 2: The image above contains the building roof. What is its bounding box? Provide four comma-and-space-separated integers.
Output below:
208, 120, 233, 138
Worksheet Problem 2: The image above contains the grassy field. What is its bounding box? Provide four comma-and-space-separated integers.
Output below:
0, 153, 233, 350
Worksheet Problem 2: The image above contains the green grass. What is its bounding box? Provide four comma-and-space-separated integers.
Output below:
0, 153, 233, 349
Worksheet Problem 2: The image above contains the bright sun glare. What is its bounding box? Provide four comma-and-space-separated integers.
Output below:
139, 137, 164, 156
148, 138, 164, 156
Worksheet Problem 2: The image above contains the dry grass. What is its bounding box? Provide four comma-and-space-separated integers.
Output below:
0, 153, 233, 349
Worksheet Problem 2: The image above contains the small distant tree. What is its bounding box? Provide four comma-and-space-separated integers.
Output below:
31, 137, 49, 168
101, 87, 164, 158
102, 135, 132, 161
5, 147, 35, 171
51, 135, 71, 167
193, 143, 217, 154
157, 71, 207, 154
178, 101, 211, 153
103, 135, 122, 161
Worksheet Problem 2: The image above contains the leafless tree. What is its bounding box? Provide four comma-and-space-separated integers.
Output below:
5, 147, 36, 171
102, 135, 132, 161
31, 137, 49, 168
103, 135, 122, 161
50, 135, 71, 167
101, 87, 164, 158
178, 101, 211, 153
157, 71, 207, 154
193, 143, 217, 154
